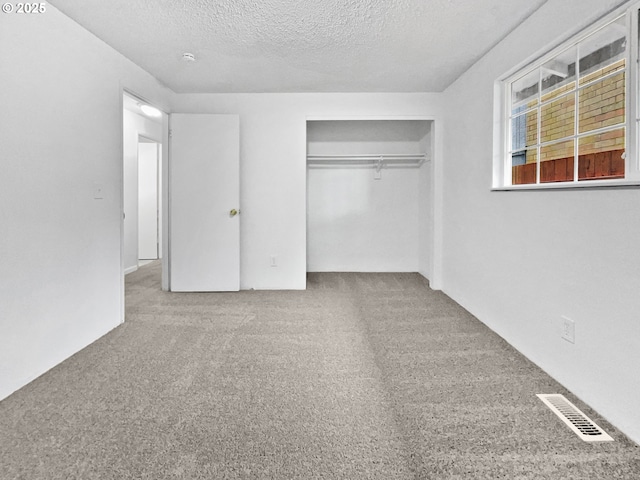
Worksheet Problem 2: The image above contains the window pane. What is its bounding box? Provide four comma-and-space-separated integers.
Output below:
512, 149, 537, 185
511, 110, 538, 151
511, 69, 539, 109
541, 45, 577, 102
579, 16, 626, 85
540, 93, 575, 143
578, 128, 625, 180
578, 71, 625, 133
540, 140, 575, 182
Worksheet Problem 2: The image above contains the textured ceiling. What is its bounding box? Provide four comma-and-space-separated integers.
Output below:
49, 0, 549, 93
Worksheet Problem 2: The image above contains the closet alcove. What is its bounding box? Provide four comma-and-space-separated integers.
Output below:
306, 119, 433, 275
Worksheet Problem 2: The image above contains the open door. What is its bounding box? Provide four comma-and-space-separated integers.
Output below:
169, 114, 240, 292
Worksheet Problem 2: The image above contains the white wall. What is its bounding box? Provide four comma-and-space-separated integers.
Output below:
441, 0, 640, 444
307, 120, 429, 272
123, 109, 162, 272
171, 93, 444, 289
307, 167, 420, 271
0, 6, 171, 400
307, 120, 430, 155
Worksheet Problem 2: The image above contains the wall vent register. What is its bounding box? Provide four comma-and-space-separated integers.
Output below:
537, 394, 614, 442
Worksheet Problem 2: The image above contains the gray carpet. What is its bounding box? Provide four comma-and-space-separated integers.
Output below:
1, 262, 638, 479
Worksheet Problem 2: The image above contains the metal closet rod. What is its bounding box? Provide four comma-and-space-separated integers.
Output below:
306, 153, 428, 164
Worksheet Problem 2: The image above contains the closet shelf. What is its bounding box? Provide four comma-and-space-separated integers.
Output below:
307, 153, 427, 168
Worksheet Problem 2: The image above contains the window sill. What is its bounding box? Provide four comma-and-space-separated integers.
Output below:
492, 179, 640, 191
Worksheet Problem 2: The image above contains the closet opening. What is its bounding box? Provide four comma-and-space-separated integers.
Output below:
306, 119, 433, 279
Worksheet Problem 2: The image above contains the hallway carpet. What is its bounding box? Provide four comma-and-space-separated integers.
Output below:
1, 262, 638, 479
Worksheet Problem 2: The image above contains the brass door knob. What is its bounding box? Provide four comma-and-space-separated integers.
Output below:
229, 208, 240, 217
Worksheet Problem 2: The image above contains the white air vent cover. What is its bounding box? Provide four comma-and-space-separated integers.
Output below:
537, 394, 614, 442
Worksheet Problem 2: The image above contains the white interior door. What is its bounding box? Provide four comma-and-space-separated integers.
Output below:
138, 141, 159, 260
169, 114, 240, 292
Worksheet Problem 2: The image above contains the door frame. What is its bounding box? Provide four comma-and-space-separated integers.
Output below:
120, 88, 170, 324
137, 136, 161, 261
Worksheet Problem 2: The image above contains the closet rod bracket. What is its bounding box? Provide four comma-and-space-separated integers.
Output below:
374, 156, 383, 179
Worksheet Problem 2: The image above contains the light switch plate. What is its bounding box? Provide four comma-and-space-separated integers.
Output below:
93, 182, 104, 199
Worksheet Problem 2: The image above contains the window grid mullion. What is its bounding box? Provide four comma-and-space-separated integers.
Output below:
574, 46, 581, 182
505, 81, 513, 186
633, 5, 640, 178
537, 67, 542, 184
536, 123, 627, 148
529, 67, 625, 114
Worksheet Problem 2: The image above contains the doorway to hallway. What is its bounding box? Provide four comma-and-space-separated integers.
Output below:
121, 91, 167, 322
122, 92, 163, 275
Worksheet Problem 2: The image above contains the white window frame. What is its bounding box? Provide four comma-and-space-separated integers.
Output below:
493, 2, 640, 190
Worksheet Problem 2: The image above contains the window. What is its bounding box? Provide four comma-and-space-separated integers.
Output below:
496, 4, 640, 188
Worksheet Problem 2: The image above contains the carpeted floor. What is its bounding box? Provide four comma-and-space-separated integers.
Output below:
1, 261, 638, 479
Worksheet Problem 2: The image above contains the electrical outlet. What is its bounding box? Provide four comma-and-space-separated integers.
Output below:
561, 316, 575, 344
